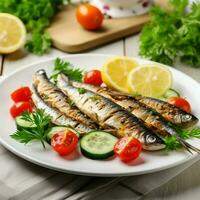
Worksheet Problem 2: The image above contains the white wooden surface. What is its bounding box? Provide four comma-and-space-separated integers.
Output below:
1, 33, 200, 200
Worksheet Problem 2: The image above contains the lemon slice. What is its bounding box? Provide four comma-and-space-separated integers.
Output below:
128, 64, 172, 97
102, 56, 138, 93
0, 13, 26, 54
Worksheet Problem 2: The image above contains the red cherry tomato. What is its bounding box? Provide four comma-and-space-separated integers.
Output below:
10, 101, 33, 118
51, 130, 79, 156
11, 86, 32, 102
83, 70, 103, 86
76, 4, 103, 30
114, 137, 142, 162
168, 97, 191, 113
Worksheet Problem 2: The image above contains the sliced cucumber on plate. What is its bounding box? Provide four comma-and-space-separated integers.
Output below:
16, 114, 37, 130
46, 126, 79, 143
160, 88, 180, 101
80, 131, 118, 160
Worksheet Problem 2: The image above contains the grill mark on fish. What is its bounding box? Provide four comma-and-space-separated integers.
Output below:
33, 70, 98, 129
31, 85, 93, 134
57, 74, 166, 151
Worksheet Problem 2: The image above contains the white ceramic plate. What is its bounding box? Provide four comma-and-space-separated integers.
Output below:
0, 54, 199, 177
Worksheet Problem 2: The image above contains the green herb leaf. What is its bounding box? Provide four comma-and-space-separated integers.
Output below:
25, 31, 51, 55
177, 127, 200, 139
164, 127, 200, 150
66, 99, 75, 107
50, 58, 83, 82
164, 136, 181, 150
139, 1, 200, 68
78, 88, 86, 94
10, 109, 51, 148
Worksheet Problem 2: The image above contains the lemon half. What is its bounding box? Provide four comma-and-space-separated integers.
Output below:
127, 64, 172, 97
102, 56, 138, 93
0, 13, 26, 54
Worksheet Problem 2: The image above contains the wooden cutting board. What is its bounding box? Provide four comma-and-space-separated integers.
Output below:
47, 4, 150, 53
47, 1, 167, 53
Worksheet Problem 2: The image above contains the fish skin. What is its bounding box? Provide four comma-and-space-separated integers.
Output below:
57, 74, 166, 151
32, 85, 93, 134
33, 69, 98, 129
135, 96, 199, 128
70, 81, 178, 137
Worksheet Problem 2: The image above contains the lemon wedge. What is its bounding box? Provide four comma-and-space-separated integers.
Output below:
0, 13, 26, 54
102, 56, 138, 93
127, 64, 172, 97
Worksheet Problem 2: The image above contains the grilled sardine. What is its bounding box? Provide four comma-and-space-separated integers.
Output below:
32, 85, 93, 134
135, 96, 199, 128
33, 69, 98, 129
57, 73, 166, 151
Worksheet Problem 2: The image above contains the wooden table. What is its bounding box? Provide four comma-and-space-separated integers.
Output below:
0, 33, 200, 200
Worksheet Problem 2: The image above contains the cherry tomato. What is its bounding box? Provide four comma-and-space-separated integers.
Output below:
114, 137, 142, 162
76, 4, 103, 30
11, 86, 32, 102
168, 97, 191, 113
83, 70, 103, 86
10, 101, 33, 118
51, 130, 78, 156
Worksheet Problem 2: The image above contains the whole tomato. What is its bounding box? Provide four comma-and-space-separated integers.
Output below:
76, 4, 103, 30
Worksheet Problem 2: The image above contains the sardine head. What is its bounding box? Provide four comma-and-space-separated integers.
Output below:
175, 114, 199, 128
33, 69, 48, 85
142, 132, 166, 151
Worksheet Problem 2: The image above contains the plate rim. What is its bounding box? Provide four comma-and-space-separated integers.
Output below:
0, 53, 199, 177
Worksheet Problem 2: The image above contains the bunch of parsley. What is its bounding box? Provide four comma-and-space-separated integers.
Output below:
0, 0, 70, 55
139, 0, 200, 67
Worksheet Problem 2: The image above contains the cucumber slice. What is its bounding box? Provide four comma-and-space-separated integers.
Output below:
80, 131, 118, 160
164, 89, 180, 98
160, 89, 180, 101
16, 115, 37, 130
46, 126, 79, 143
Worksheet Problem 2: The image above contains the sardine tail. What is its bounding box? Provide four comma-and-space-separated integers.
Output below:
177, 136, 200, 154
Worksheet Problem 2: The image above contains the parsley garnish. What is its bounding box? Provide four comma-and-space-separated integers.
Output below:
10, 109, 51, 148
78, 88, 86, 94
164, 127, 200, 150
139, 0, 200, 67
66, 99, 75, 107
164, 136, 181, 150
50, 58, 83, 82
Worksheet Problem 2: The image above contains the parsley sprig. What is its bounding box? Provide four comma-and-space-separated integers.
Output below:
164, 127, 200, 150
139, 0, 200, 67
10, 110, 51, 148
50, 58, 83, 82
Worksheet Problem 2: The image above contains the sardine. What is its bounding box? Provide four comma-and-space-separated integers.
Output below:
69, 79, 200, 154
32, 85, 93, 134
33, 69, 98, 129
69, 80, 177, 136
57, 73, 166, 151
135, 96, 199, 128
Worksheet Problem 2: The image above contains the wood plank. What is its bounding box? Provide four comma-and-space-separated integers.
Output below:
2, 49, 67, 75
124, 34, 140, 57
125, 34, 200, 82
2, 40, 123, 75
